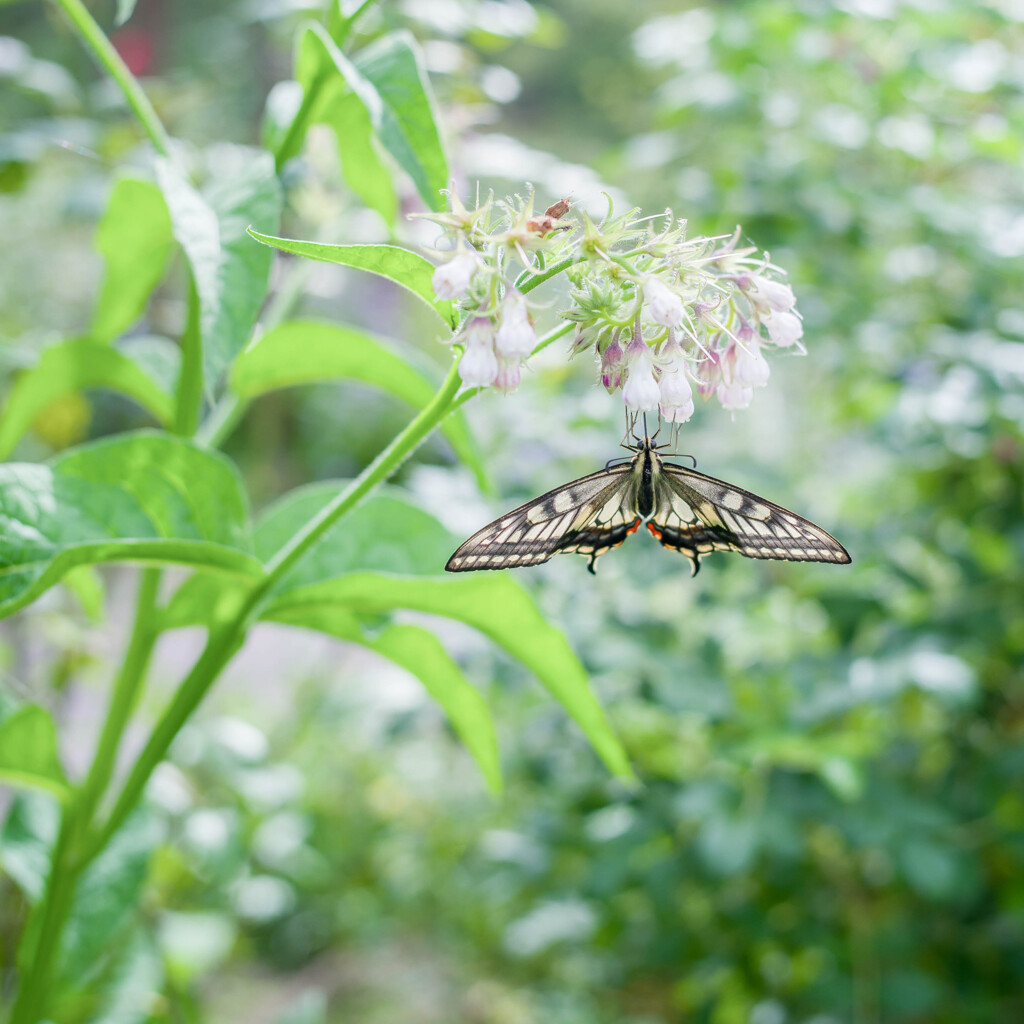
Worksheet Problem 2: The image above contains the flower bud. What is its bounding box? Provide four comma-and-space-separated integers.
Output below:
762, 309, 803, 347
622, 335, 660, 411
432, 251, 478, 300
756, 277, 797, 312
457, 318, 498, 387
643, 277, 684, 328
494, 292, 536, 359
600, 337, 624, 391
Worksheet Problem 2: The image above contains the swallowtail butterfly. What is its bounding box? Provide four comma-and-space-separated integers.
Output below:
446, 437, 851, 575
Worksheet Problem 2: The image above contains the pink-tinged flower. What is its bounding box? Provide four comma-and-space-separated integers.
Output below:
493, 357, 521, 394
457, 317, 498, 386
600, 337, 624, 391
734, 338, 770, 388
643, 277, 684, 328
622, 335, 660, 411
432, 251, 478, 300
762, 309, 803, 347
694, 348, 723, 398
756, 277, 796, 312
657, 337, 695, 422
717, 379, 754, 410
494, 291, 536, 359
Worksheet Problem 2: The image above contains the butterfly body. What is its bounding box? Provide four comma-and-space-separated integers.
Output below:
445, 438, 851, 575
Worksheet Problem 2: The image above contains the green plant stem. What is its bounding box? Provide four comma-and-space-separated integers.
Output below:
515, 255, 579, 294
85, 359, 464, 861
263, 359, 462, 583
9, 811, 80, 1024
53, 0, 173, 158
275, 72, 326, 172
10, 574, 164, 1024
83, 625, 243, 863
76, 568, 162, 828
174, 275, 203, 436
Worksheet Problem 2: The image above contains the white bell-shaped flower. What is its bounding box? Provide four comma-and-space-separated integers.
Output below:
432, 251, 478, 300
763, 309, 803, 347
494, 292, 536, 359
734, 339, 770, 388
622, 336, 660, 411
457, 318, 498, 387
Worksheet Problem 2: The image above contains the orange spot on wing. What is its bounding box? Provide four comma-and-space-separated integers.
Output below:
647, 523, 663, 540
626, 518, 641, 535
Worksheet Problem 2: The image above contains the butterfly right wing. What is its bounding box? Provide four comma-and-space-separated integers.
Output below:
445, 464, 638, 573
650, 461, 852, 574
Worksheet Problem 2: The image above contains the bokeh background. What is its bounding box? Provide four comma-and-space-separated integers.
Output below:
2, 1, 1023, 1022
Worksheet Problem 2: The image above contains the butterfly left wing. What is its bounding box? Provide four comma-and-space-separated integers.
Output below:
649, 461, 851, 575
446, 464, 638, 573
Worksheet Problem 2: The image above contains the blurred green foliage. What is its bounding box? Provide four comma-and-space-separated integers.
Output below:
1, 1, 1023, 1023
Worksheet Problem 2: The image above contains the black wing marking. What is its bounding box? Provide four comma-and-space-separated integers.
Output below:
649, 462, 852, 575
445, 464, 638, 573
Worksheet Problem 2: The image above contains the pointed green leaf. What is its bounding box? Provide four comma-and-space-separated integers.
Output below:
155, 152, 282, 390
0, 337, 173, 458
293, 24, 397, 223
0, 705, 69, 797
256, 483, 457, 586
230, 320, 486, 488
162, 484, 454, 629
248, 229, 455, 329
277, 607, 502, 794
92, 175, 173, 343
266, 573, 632, 779
354, 31, 448, 211
0, 432, 262, 619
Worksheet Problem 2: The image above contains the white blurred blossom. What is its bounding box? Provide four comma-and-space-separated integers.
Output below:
763, 309, 804, 347
431, 250, 478, 299
643, 276, 685, 328
494, 291, 536, 358
458, 317, 498, 386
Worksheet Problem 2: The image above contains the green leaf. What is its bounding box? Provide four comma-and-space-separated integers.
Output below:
257, 484, 457, 585
247, 230, 455, 329
91, 174, 173, 343
293, 24, 397, 223
56, 811, 161, 994
162, 485, 455, 629
0, 337, 173, 458
282, 608, 502, 794
354, 31, 448, 212
0, 431, 262, 619
230, 320, 486, 488
0, 792, 59, 902
83, 928, 164, 1024
266, 573, 633, 779
0, 705, 69, 798
155, 151, 282, 390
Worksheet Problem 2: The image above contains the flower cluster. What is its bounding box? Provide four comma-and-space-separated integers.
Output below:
421, 188, 804, 421
419, 190, 575, 394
